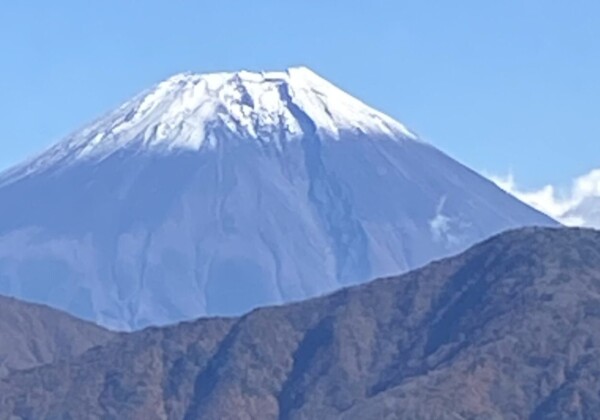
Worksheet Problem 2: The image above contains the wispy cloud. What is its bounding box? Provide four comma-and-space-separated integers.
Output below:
488, 169, 600, 228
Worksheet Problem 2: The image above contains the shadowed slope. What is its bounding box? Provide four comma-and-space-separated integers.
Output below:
0, 295, 115, 378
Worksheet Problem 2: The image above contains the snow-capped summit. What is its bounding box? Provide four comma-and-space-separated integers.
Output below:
3, 67, 416, 186
0, 67, 558, 330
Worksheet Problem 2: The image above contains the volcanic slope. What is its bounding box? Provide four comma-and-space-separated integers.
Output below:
0, 67, 557, 329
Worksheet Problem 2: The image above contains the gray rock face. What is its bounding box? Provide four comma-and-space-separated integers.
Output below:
0, 295, 114, 378
0, 68, 557, 330
1, 227, 599, 419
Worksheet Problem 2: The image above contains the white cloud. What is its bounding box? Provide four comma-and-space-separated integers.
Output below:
429, 196, 472, 246
488, 169, 600, 228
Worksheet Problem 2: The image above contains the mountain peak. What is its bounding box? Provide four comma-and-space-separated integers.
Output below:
1, 67, 418, 185
103, 65, 417, 147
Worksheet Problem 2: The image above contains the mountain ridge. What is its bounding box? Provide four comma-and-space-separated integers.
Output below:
0, 294, 115, 378
1, 227, 598, 419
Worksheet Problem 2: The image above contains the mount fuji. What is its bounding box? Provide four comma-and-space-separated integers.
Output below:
0, 67, 557, 330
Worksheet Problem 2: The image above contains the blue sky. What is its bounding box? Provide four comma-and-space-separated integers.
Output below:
0, 1, 598, 191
